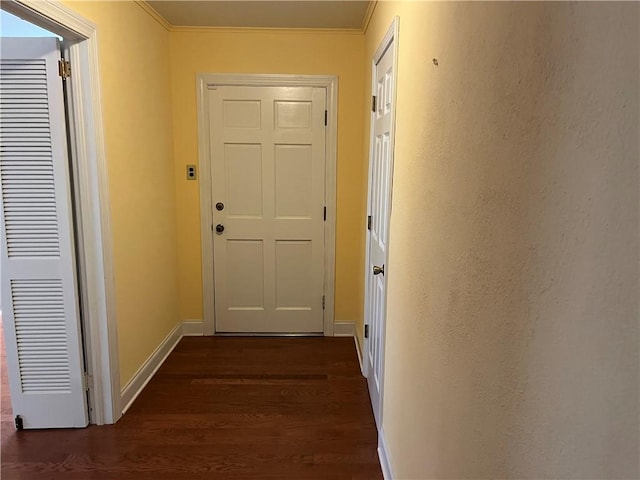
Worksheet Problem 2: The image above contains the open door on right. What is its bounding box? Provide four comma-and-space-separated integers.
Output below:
364, 17, 399, 428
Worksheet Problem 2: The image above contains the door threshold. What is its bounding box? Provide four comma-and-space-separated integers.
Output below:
213, 332, 324, 337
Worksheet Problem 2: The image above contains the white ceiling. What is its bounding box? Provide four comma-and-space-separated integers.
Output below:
146, 1, 372, 30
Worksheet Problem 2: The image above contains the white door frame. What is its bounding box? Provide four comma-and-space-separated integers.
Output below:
1, 0, 120, 424
362, 17, 400, 423
196, 73, 338, 336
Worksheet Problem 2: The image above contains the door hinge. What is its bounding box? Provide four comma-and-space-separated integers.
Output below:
82, 373, 92, 392
58, 60, 71, 79
364, 324, 369, 338
322, 295, 325, 310
367, 215, 372, 230
323, 206, 327, 221
324, 110, 328, 126
371, 95, 376, 112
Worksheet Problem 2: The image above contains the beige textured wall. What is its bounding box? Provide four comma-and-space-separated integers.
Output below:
169, 30, 365, 325
365, 1, 639, 478
62, 1, 180, 386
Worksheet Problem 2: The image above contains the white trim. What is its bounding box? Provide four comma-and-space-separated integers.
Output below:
170, 26, 362, 35
120, 322, 182, 415
378, 426, 394, 480
3, 0, 87, 40
196, 74, 215, 335
134, 0, 171, 31
361, 0, 378, 33
334, 321, 356, 337
182, 320, 204, 336
196, 73, 338, 337
3, 0, 119, 425
373, 17, 399, 63
363, 17, 400, 427
354, 334, 364, 374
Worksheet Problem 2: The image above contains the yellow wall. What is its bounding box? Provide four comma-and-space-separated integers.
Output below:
365, 1, 639, 478
169, 29, 366, 324
62, 1, 180, 386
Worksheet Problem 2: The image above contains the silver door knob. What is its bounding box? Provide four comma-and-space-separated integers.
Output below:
373, 265, 384, 276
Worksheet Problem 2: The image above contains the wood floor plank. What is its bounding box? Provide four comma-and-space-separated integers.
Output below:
1, 333, 382, 479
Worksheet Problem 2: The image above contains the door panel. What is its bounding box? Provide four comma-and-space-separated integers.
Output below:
225, 143, 263, 217
0, 37, 88, 428
366, 38, 396, 427
226, 240, 264, 308
209, 86, 326, 333
275, 240, 313, 308
274, 144, 313, 218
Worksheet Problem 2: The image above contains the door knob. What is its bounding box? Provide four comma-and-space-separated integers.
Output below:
372, 265, 384, 276
215, 224, 225, 234
215, 202, 224, 211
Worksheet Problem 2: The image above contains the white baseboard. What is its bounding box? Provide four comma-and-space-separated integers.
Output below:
334, 320, 356, 336
182, 319, 204, 336
120, 321, 183, 414
378, 426, 394, 480
354, 335, 364, 373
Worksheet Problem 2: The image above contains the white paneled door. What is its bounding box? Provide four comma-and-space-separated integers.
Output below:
209, 86, 326, 333
365, 23, 397, 427
0, 38, 88, 428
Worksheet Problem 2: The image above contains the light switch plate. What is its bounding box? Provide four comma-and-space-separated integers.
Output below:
186, 164, 197, 180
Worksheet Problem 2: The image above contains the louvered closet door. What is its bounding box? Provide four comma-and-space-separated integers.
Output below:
0, 38, 88, 428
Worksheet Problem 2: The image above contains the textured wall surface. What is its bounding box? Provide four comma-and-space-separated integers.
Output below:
63, 1, 180, 386
169, 30, 366, 324
365, 2, 639, 478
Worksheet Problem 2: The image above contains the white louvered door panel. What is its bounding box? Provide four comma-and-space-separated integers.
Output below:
0, 38, 88, 428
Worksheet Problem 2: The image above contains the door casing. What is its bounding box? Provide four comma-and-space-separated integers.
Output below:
363, 17, 400, 425
197, 74, 338, 336
1, 0, 120, 424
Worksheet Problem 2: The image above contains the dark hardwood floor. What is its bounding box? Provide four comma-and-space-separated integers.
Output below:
1, 332, 382, 479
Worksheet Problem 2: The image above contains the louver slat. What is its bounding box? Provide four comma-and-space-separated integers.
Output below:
10, 280, 71, 393
0, 59, 60, 258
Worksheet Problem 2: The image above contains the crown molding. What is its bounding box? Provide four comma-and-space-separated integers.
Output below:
169, 25, 363, 35
361, 0, 378, 34
134, 0, 171, 31
132, 0, 370, 36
